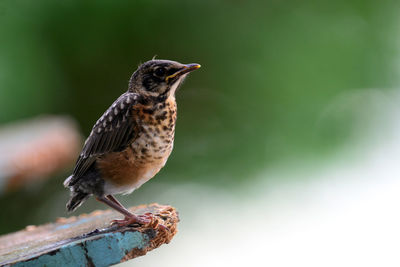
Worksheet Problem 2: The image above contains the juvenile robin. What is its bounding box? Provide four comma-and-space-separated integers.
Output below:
64, 59, 200, 226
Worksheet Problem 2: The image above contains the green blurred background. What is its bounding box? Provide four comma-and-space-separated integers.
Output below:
1, 0, 400, 265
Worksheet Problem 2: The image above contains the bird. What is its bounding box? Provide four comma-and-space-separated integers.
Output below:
64, 59, 200, 227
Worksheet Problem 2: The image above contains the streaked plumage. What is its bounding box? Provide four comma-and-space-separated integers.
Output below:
64, 59, 200, 226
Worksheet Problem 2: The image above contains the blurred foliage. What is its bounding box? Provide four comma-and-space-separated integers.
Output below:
1, 0, 400, 233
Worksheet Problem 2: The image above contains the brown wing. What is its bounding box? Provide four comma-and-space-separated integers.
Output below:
67, 92, 140, 186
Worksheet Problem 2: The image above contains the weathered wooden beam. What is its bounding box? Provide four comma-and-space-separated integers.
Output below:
0, 116, 82, 194
0, 204, 179, 266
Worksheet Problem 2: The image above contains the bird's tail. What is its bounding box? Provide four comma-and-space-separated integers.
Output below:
66, 191, 89, 212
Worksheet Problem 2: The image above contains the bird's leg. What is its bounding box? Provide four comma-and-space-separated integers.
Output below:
96, 196, 134, 217
96, 196, 152, 227
106, 195, 125, 209
105, 195, 168, 231
106, 195, 155, 226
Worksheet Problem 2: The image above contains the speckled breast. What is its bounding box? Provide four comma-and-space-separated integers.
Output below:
99, 96, 177, 195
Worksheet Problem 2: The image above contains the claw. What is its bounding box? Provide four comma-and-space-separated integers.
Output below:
110, 212, 170, 232
110, 214, 151, 227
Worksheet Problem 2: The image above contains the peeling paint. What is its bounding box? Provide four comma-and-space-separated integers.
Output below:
11, 231, 149, 267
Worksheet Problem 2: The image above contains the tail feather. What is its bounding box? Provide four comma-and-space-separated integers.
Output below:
66, 191, 89, 212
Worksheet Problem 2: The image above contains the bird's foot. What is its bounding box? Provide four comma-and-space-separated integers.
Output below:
111, 212, 169, 232
111, 213, 152, 227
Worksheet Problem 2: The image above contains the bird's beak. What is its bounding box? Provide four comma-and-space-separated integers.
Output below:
166, 63, 201, 83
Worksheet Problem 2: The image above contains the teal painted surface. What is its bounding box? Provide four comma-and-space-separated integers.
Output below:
13, 244, 87, 267
12, 231, 149, 267
86, 231, 148, 267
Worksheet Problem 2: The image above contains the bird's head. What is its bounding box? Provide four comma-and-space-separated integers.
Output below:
128, 59, 200, 100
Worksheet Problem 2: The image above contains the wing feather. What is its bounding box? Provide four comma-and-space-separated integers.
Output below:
67, 92, 140, 186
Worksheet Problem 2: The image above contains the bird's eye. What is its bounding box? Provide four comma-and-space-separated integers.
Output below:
154, 67, 166, 77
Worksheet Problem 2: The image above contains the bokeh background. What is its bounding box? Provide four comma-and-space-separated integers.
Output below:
1, 0, 400, 266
